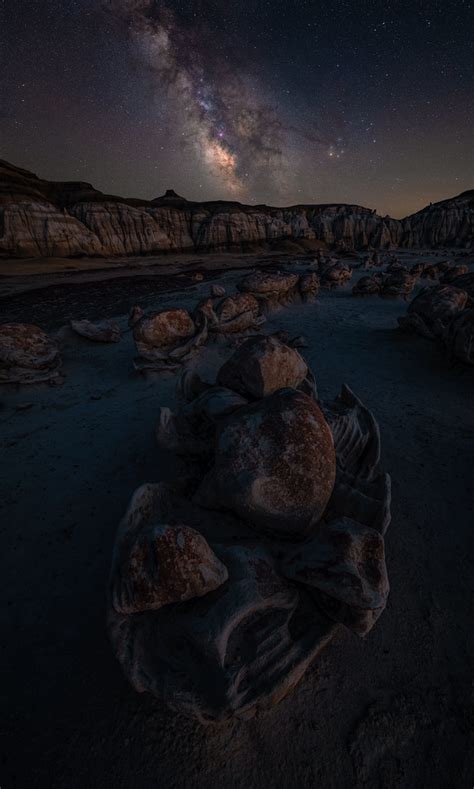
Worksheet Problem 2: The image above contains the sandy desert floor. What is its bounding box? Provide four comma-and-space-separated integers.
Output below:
0, 251, 473, 788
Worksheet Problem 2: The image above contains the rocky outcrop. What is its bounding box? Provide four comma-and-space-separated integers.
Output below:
1, 159, 472, 258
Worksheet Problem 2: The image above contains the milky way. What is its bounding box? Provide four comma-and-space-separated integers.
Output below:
109, 0, 296, 198
1, 0, 472, 215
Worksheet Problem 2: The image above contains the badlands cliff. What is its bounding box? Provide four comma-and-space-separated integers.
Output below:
0, 160, 472, 258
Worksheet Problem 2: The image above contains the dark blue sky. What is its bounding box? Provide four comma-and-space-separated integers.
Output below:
1, 0, 473, 216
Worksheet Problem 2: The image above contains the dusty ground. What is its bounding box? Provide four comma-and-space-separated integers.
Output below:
1, 251, 473, 788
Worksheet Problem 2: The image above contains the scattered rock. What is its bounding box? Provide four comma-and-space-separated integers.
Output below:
70, 319, 121, 343
352, 275, 382, 296
380, 270, 417, 298
213, 293, 263, 333
0, 323, 62, 384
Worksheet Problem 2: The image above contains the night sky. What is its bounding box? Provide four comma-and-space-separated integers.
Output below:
1, 0, 473, 217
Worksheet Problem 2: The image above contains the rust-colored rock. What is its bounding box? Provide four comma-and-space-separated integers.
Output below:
195, 389, 336, 539
134, 309, 195, 351
111, 485, 228, 615
0, 323, 62, 384
217, 335, 308, 399
238, 271, 299, 297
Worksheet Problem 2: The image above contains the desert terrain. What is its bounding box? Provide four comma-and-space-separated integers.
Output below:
1, 248, 473, 788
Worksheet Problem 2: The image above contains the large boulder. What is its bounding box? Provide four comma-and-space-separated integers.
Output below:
0, 323, 62, 384
195, 389, 336, 539
217, 335, 308, 399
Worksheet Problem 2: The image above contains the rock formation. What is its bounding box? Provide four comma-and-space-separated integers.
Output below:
132, 307, 208, 371
352, 274, 383, 296
1, 159, 472, 258
108, 340, 392, 721
70, 319, 121, 343
398, 285, 468, 339
0, 323, 62, 384
398, 279, 474, 365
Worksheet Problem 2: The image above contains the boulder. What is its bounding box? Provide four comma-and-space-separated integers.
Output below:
0, 323, 62, 384
442, 271, 474, 302
238, 271, 299, 297
398, 285, 468, 338
281, 517, 389, 635
133, 308, 195, 350
352, 275, 382, 296
213, 293, 263, 333
195, 389, 336, 539
110, 485, 228, 615
70, 319, 121, 343
217, 335, 308, 399
380, 270, 417, 298
320, 261, 352, 287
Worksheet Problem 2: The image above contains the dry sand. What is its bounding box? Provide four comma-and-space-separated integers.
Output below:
1, 252, 473, 787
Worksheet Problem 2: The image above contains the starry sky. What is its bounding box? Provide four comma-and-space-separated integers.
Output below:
0, 0, 473, 217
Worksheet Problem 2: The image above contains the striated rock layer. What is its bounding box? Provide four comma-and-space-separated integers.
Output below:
1, 159, 472, 258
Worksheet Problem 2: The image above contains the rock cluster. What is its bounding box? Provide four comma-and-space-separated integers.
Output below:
108, 337, 392, 721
